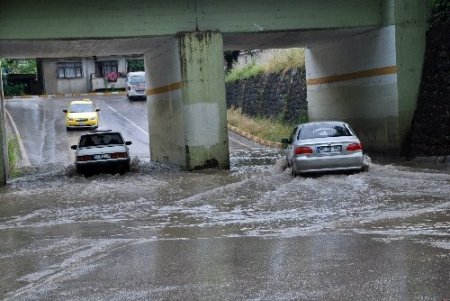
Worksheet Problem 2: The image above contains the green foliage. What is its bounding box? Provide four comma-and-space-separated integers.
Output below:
127, 59, 145, 72
1, 59, 35, 96
1, 59, 37, 74
297, 111, 309, 124
224, 50, 240, 71
430, 0, 450, 24
260, 49, 305, 73
4, 83, 25, 96
225, 62, 264, 82
8, 136, 21, 177
227, 107, 292, 142
225, 49, 305, 83
430, 0, 449, 9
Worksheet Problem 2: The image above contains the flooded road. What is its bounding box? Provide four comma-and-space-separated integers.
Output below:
1, 154, 449, 300
1, 96, 450, 300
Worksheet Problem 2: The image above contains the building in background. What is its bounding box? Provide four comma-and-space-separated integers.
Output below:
38, 56, 144, 95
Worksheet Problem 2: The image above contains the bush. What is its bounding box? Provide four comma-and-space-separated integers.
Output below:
7, 136, 20, 177
225, 48, 305, 83
226, 62, 264, 83
4, 83, 25, 96
227, 106, 293, 143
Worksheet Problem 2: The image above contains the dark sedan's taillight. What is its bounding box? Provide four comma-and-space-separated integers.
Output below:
111, 152, 128, 159
77, 155, 93, 161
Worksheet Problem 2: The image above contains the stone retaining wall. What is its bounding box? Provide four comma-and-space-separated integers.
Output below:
408, 3, 450, 157
226, 68, 307, 124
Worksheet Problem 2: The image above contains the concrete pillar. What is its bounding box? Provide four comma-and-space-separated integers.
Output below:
144, 32, 229, 170
305, 0, 427, 155
0, 61, 8, 185
305, 27, 400, 154
389, 0, 428, 153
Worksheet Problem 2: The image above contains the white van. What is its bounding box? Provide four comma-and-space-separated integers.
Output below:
126, 71, 146, 100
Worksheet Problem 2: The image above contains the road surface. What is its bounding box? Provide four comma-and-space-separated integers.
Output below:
1, 95, 449, 301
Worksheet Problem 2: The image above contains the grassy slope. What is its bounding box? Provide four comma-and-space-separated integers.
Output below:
226, 48, 305, 143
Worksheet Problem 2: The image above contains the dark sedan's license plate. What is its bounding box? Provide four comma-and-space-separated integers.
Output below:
318, 145, 342, 153
93, 154, 111, 160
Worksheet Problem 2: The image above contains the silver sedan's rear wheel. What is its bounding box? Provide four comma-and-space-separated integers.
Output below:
286, 157, 291, 167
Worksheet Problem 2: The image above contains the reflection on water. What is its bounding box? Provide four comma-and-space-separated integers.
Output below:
0, 151, 449, 300
2, 151, 450, 241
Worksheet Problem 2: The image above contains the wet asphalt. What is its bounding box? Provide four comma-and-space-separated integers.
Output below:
0, 96, 449, 301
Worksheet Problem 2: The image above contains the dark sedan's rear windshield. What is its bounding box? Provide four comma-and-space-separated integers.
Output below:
80, 133, 123, 147
298, 124, 352, 140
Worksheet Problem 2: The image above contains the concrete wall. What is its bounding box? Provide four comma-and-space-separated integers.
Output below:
42, 59, 90, 94
41, 60, 58, 94
306, 27, 399, 153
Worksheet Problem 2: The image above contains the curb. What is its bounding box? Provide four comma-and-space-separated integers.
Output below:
5, 109, 31, 167
227, 124, 283, 149
409, 155, 450, 166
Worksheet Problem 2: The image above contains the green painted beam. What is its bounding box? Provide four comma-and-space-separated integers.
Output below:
0, 0, 383, 40
198, 0, 383, 32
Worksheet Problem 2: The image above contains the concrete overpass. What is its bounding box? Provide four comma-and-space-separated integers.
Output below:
0, 0, 429, 184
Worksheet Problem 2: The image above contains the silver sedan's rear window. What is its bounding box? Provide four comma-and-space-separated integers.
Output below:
298, 124, 352, 140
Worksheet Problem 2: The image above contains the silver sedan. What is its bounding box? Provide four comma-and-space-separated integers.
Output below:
282, 121, 368, 176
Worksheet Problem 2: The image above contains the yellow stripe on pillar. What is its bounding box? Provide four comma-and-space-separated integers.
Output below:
307, 66, 398, 85
146, 82, 184, 95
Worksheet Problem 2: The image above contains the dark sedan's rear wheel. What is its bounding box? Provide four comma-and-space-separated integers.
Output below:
76, 166, 85, 176
118, 163, 130, 175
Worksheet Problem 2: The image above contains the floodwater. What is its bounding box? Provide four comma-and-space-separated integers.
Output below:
0, 149, 449, 300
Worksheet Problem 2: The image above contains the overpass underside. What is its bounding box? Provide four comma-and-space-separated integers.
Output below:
0, 0, 429, 184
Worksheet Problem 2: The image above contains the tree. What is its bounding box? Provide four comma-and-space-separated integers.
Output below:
127, 59, 145, 72
0, 59, 37, 74
224, 50, 240, 72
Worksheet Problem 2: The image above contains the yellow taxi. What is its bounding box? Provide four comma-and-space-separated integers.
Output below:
63, 99, 100, 130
